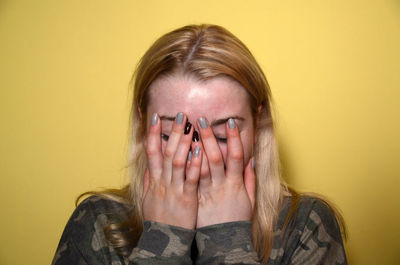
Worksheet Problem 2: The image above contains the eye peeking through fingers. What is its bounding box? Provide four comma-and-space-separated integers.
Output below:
215, 137, 227, 143
160, 133, 169, 141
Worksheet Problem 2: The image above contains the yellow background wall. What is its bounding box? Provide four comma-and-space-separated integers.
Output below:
1, 0, 399, 264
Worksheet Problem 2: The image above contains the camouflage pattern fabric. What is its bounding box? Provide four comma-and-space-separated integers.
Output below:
195, 221, 259, 264
52, 196, 347, 264
129, 221, 195, 264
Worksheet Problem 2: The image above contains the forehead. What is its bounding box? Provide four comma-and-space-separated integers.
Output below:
147, 74, 252, 120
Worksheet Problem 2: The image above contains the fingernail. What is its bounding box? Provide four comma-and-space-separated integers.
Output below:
194, 146, 200, 157
192, 131, 199, 142
228, 118, 235, 129
251, 157, 255, 169
187, 151, 192, 161
184, 121, 192, 134
151, 113, 158, 125
198, 117, 208, 129
176, 112, 184, 124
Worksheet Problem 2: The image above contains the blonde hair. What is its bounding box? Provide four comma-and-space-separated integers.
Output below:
78, 24, 346, 262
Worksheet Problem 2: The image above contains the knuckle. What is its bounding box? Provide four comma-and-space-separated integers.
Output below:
230, 150, 244, 161
230, 181, 243, 190
185, 176, 195, 185
208, 153, 222, 165
145, 145, 157, 156
200, 169, 210, 179
189, 178, 199, 187
228, 179, 243, 192
172, 157, 186, 168
164, 147, 174, 159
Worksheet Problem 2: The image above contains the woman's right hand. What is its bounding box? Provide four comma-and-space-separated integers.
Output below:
141, 112, 202, 230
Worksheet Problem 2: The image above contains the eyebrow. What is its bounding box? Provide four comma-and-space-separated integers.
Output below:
210, 116, 244, 127
160, 115, 175, 122
159, 115, 244, 127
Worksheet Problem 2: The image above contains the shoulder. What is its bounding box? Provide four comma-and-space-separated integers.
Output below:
61, 195, 133, 234
272, 195, 347, 264
291, 196, 343, 242
275, 196, 345, 248
53, 195, 133, 264
74, 195, 133, 221
61, 195, 133, 252
279, 196, 340, 228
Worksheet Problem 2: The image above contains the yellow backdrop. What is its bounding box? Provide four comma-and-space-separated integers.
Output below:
1, 1, 399, 264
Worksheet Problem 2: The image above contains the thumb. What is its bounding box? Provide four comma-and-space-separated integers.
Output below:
244, 157, 256, 209
142, 168, 150, 202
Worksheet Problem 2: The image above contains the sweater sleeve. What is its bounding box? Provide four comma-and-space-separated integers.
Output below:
195, 221, 261, 265
52, 233, 90, 265
194, 198, 347, 265
128, 221, 195, 264
52, 196, 195, 265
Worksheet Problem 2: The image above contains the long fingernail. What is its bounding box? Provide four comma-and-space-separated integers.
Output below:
187, 151, 192, 161
176, 112, 184, 124
228, 118, 235, 129
192, 131, 199, 142
194, 146, 200, 157
251, 157, 255, 169
151, 113, 158, 125
184, 121, 192, 134
198, 117, 208, 129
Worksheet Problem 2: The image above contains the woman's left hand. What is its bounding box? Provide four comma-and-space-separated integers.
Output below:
195, 117, 256, 228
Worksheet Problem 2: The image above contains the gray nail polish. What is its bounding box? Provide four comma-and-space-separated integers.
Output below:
228, 118, 235, 129
198, 117, 208, 129
251, 157, 255, 169
187, 151, 192, 161
151, 113, 158, 125
176, 112, 184, 124
194, 146, 200, 157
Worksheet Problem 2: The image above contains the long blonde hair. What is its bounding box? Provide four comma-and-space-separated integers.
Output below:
78, 24, 346, 262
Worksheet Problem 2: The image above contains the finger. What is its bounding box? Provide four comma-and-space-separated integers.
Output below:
197, 117, 225, 184
142, 168, 150, 202
200, 147, 212, 188
225, 118, 244, 181
171, 121, 193, 187
162, 112, 186, 183
145, 113, 163, 179
193, 138, 212, 189
185, 130, 199, 169
186, 149, 192, 168
244, 157, 256, 209
184, 145, 202, 193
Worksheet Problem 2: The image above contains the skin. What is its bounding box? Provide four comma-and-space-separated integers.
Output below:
141, 74, 257, 230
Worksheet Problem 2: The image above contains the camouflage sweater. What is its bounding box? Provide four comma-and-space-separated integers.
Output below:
52, 196, 347, 264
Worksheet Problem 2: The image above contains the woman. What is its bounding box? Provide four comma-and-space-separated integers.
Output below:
53, 24, 347, 264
